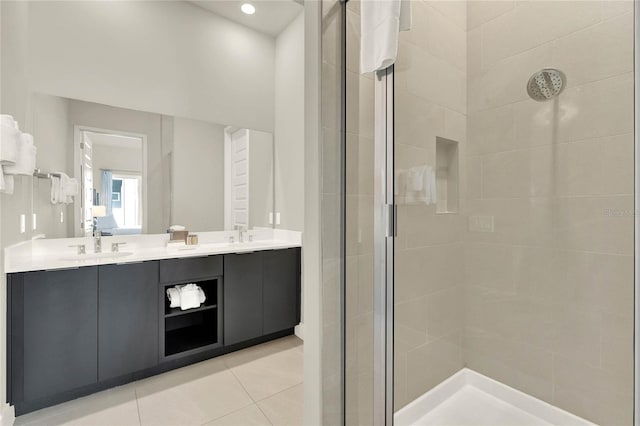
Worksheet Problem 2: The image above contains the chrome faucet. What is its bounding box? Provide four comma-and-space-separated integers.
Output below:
235, 225, 247, 243
94, 230, 102, 253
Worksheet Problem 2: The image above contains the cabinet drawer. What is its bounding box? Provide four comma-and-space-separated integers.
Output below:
160, 256, 222, 283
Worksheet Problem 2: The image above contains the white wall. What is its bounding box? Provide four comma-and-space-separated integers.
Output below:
0, 2, 30, 423
30, 93, 71, 239
249, 130, 274, 229
27, 1, 276, 133
172, 117, 225, 232
274, 12, 305, 232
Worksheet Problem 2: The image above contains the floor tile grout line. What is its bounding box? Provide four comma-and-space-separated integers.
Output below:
253, 380, 305, 404
198, 401, 258, 426
228, 366, 260, 404
134, 388, 143, 426
255, 402, 275, 426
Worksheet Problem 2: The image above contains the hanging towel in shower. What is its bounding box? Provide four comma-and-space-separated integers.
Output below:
360, 0, 412, 74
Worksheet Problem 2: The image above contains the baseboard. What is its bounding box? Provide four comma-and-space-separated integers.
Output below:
394, 368, 594, 426
294, 322, 304, 340
0, 402, 15, 426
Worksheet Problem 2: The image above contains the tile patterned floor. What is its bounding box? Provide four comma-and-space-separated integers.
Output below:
15, 336, 303, 426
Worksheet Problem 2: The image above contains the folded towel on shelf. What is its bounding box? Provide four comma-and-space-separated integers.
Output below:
167, 287, 181, 308
0, 124, 19, 166
4, 133, 37, 176
166, 284, 207, 311
409, 167, 424, 191
396, 165, 437, 205
2, 174, 14, 195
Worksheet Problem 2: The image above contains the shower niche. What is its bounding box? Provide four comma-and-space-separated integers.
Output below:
435, 137, 459, 214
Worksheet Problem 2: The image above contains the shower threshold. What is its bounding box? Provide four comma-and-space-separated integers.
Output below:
394, 369, 594, 426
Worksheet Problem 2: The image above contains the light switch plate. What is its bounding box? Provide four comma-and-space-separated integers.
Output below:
276, 212, 281, 225
269, 212, 273, 225
60, 211, 64, 223
32, 213, 37, 231
20, 214, 26, 234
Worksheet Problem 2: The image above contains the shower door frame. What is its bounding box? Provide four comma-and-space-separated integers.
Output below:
634, 3, 639, 426
373, 65, 395, 426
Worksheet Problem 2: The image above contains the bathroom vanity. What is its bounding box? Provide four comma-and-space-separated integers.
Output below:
5, 234, 301, 415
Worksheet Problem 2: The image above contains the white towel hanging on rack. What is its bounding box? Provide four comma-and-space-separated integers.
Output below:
360, 0, 412, 74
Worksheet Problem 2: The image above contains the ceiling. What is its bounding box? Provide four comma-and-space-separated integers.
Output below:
190, 0, 303, 37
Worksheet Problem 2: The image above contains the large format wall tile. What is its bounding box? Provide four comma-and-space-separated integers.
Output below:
465, 2, 634, 424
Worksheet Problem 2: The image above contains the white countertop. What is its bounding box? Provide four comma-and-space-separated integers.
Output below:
5, 229, 302, 274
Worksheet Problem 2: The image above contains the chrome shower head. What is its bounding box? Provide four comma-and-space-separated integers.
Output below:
527, 68, 566, 101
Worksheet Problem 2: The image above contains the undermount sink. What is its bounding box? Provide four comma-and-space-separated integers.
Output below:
59, 252, 134, 262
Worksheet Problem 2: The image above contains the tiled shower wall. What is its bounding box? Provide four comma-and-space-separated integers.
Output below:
345, 1, 634, 425
465, 1, 634, 424
392, 0, 468, 411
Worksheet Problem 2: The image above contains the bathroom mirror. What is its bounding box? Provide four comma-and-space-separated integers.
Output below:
31, 94, 274, 237
23, 0, 305, 238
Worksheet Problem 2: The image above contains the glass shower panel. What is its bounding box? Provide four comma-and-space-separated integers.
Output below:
392, 0, 467, 412
392, 1, 635, 425
344, 0, 376, 425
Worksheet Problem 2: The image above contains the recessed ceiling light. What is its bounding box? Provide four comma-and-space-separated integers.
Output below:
241, 3, 255, 15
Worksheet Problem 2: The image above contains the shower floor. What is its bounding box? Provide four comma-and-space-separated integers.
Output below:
394, 369, 594, 426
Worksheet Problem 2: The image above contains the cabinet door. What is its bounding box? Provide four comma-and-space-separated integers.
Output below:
223, 253, 263, 345
263, 248, 301, 335
22, 267, 98, 401
98, 262, 159, 381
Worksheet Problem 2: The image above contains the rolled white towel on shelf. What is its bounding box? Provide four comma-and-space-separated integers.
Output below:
166, 283, 207, 311
167, 286, 181, 308
4, 133, 37, 176
179, 284, 201, 310
0, 122, 19, 165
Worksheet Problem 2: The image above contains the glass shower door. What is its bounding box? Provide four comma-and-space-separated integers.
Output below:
390, 1, 635, 425
346, 1, 635, 425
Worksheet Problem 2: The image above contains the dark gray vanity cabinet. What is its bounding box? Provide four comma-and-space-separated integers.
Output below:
8, 248, 300, 415
223, 252, 264, 345
263, 248, 301, 335
98, 262, 159, 381
12, 267, 99, 403
224, 248, 302, 345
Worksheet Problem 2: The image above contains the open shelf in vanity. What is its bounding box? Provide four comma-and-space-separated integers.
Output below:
159, 257, 224, 360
